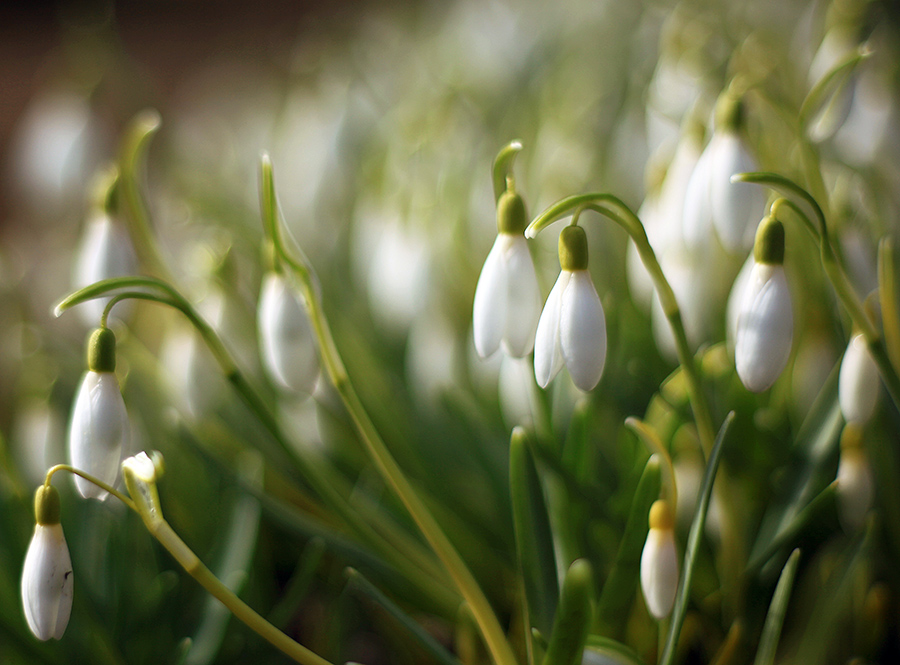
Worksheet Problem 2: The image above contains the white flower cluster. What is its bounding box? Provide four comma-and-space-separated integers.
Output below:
473, 187, 607, 393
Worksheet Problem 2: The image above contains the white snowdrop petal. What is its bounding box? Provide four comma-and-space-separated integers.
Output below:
534, 271, 569, 388
709, 134, 766, 252
472, 235, 508, 358
559, 270, 607, 391
68, 371, 128, 499
836, 448, 874, 532
258, 272, 319, 394
640, 528, 679, 620
839, 333, 880, 424
500, 235, 541, 358
681, 144, 714, 251
73, 213, 136, 323
725, 254, 755, 352
21, 524, 73, 641
735, 264, 793, 392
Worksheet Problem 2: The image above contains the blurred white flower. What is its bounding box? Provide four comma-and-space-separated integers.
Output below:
641, 499, 679, 620
68, 328, 129, 500
836, 425, 874, 533
807, 27, 857, 143
72, 211, 136, 325
21, 486, 73, 641
683, 97, 765, 253
839, 332, 880, 424
257, 272, 319, 396
11, 89, 101, 215
534, 226, 606, 392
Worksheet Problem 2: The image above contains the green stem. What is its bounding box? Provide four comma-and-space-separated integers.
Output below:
43, 464, 136, 510
743, 174, 900, 414
261, 157, 517, 665
56, 276, 459, 614
117, 110, 173, 282
526, 194, 716, 457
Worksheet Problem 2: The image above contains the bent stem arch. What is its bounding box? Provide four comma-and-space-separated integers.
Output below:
527, 193, 716, 458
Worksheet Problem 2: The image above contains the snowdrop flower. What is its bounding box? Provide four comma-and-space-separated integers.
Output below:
641, 499, 679, 620
534, 225, 606, 392
472, 188, 541, 358
836, 424, 874, 532
21, 485, 73, 641
258, 271, 319, 395
68, 327, 129, 500
72, 210, 136, 325
839, 331, 880, 424
735, 217, 793, 392
682, 93, 766, 253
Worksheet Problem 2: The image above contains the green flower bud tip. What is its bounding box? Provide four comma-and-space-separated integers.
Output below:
753, 216, 785, 265
559, 225, 589, 271
714, 90, 744, 133
34, 485, 61, 526
496, 189, 527, 235
87, 327, 117, 373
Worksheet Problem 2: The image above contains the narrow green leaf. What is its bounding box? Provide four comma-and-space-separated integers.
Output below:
659, 412, 734, 665
346, 568, 463, 665
878, 237, 900, 375
584, 636, 647, 665
595, 456, 660, 635
753, 549, 801, 665
510, 427, 559, 637
799, 45, 870, 127
748, 365, 842, 572
269, 537, 327, 630
542, 559, 594, 665
185, 451, 264, 665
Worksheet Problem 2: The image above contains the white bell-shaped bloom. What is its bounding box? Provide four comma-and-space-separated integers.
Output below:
839, 332, 880, 424
258, 271, 319, 395
473, 233, 541, 358
836, 426, 874, 533
707, 131, 765, 252
72, 211, 136, 324
21, 486, 73, 641
734, 263, 793, 392
683, 95, 765, 253
473, 188, 541, 358
641, 500, 679, 620
68, 328, 128, 500
735, 217, 793, 392
534, 226, 606, 392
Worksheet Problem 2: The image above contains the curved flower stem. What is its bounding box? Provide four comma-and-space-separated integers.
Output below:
260, 156, 517, 665
117, 110, 173, 283
740, 174, 900, 412
43, 464, 329, 663
492, 140, 524, 203
526, 193, 716, 457
56, 276, 459, 615
43, 464, 136, 510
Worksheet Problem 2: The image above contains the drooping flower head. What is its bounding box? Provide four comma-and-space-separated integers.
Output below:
835, 423, 874, 533
839, 330, 880, 424
682, 90, 766, 253
734, 216, 793, 392
534, 224, 606, 392
257, 270, 320, 395
640, 499, 679, 620
472, 186, 542, 359
21, 485, 73, 641
68, 327, 129, 500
